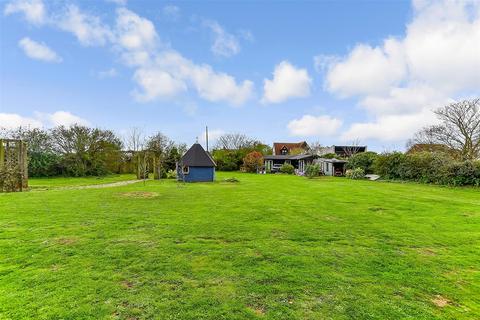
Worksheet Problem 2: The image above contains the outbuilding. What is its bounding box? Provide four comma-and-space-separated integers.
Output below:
177, 143, 216, 182
314, 158, 347, 176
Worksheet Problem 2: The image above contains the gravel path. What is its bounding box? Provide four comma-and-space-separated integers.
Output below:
32, 179, 147, 191
60, 179, 146, 190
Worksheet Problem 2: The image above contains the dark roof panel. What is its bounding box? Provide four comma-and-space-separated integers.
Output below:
181, 143, 216, 167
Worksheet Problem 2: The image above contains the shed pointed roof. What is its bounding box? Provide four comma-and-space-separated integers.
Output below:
181, 143, 216, 167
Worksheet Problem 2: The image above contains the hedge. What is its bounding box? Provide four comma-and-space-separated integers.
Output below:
373, 151, 480, 186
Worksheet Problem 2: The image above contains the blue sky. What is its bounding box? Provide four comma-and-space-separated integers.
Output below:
1, 0, 479, 151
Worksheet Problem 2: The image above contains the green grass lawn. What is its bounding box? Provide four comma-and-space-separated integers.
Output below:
1, 172, 479, 319
28, 174, 137, 189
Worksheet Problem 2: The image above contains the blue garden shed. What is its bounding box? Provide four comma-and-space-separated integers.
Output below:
177, 143, 216, 182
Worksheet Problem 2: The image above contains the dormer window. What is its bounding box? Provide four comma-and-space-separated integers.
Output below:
280, 146, 288, 155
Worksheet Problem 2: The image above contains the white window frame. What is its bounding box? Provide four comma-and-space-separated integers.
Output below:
182, 165, 189, 175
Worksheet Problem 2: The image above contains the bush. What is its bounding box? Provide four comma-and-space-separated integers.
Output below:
242, 151, 263, 173
373, 152, 406, 179
279, 163, 295, 174
212, 150, 242, 171
346, 168, 365, 179
28, 151, 62, 177
346, 151, 378, 174
305, 164, 321, 178
166, 169, 177, 179
373, 151, 480, 186
322, 153, 338, 159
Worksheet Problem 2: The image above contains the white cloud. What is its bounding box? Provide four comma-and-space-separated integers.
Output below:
319, 0, 480, 143
0, 113, 42, 129
262, 61, 312, 104
325, 39, 406, 97
287, 114, 342, 137
18, 37, 61, 63
340, 109, 439, 142
133, 68, 186, 101
0, 111, 88, 129
57, 5, 113, 46
115, 8, 157, 52
163, 5, 180, 20
43, 111, 90, 127
359, 84, 449, 115
204, 20, 240, 57
133, 51, 254, 105
6, 3, 254, 107
4, 0, 45, 25
97, 68, 118, 79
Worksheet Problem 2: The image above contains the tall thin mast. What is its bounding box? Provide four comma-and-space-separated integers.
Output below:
205, 126, 209, 152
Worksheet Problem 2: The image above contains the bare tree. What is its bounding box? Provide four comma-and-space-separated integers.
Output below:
215, 133, 255, 150
410, 99, 480, 160
125, 127, 144, 153
342, 139, 362, 157
308, 141, 323, 155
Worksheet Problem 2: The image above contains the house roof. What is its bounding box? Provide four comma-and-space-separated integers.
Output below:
264, 154, 314, 160
333, 145, 367, 155
315, 158, 347, 164
273, 141, 308, 155
180, 143, 216, 167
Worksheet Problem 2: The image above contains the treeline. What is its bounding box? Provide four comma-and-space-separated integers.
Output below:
1, 126, 271, 178
211, 133, 272, 171
344, 98, 480, 186
1, 126, 186, 178
346, 151, 480, 186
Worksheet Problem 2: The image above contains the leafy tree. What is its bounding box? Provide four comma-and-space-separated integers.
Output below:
243, 151, 263, 173
212, 149, 241, 171
147, 132, 175, 179
346, 151, 378, 174
51, 125, 122, 176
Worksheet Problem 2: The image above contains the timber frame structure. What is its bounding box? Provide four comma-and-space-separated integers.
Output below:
0, 139, 28, 192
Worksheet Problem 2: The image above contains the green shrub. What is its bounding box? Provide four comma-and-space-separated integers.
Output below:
28, 151, 62, 177
346, 168, 365, 179
280, 163, 295, 174
373, 152, 406, 179
373, 151, 480, 186
166, 169, 177, 179
212, 150, 242, 171
322, 153, 338, 159
346, 151, 378, 174
305, 164, 320, 178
